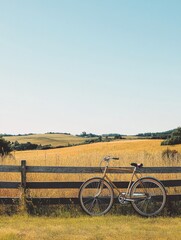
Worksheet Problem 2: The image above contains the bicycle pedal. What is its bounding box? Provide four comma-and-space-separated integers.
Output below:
118, 197, 130, 205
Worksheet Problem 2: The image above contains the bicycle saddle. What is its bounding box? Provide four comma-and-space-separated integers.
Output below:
131, 163, 143, 168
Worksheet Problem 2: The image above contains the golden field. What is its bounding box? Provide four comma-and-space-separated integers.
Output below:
3, 139, 181, 166
0, 139, 181, 198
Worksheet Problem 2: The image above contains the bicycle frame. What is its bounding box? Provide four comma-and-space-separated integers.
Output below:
101, 164, 145, 200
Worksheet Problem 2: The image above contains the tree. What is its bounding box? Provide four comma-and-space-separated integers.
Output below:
0, 137, 12, 156
114, 135, 122, 140
161, 127, 181, 145
81, 132, 87, 137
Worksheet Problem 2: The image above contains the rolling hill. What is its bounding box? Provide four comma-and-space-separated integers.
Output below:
4, 133, 86, 147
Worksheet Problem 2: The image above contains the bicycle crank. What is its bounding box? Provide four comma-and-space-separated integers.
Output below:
118, 195, 131, 205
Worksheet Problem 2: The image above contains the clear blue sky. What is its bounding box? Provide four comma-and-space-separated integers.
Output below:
0, 0, 181, 135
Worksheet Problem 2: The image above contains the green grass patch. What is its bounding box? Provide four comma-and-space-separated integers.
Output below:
0, 215, 180, 240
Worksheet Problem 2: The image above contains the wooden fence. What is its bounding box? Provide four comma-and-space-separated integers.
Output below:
0, 160, 180, 205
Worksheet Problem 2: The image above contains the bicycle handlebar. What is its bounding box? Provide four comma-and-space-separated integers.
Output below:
99, 156, 120, 170
103, 156, 119, 162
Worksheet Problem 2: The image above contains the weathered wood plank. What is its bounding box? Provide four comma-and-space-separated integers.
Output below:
0, 182, 21, 188
140, 167, 181, 174
26, 166, 181, 174
0, 194, 180, 205
26, 195, 181, 205
161, 180, 181, 187
26, 166, 103, 173
0, 166, 20, 172
167, 195, 181, 201
0, 198, 19, 204
21, 160, 27, 191
25, 179, 181, 189
0, 161, 180, 174
0, 179, 180, 189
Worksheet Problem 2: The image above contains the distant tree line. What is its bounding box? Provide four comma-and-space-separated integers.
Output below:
0, 137, 55, 155
76, 132, 123, 144
137, 129, 174, 139
46, 132, 71, 135
76, 132, 100, 138
0, 133, 35, 137
11, 141, 53, 151
77, 132, 123, 139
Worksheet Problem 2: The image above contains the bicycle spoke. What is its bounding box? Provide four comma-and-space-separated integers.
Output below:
83, 197, 94, 205
88, 198, 97, 212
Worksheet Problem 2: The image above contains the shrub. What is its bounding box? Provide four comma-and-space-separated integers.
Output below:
0, 137, 12, 156
161, 127, 181, 145
162, 148, 179, 159
12, 141, 53, 151
12, 141, 39, 151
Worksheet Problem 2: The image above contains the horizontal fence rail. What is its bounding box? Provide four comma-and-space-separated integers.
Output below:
0, 160, 180, 205
0, 166, 21, 172
0, 180, 181, 189
0, 163, 181, 174
1, 195, 181, 205
26, 166, 181, 173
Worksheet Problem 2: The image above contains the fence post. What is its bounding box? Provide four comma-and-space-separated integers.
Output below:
20, 160, 27, 213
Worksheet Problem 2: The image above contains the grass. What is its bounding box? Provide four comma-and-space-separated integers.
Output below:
0, 215, 180, 240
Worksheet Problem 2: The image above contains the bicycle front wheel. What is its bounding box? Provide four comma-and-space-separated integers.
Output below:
130, 177, 166, 217
79, 177, 114, 216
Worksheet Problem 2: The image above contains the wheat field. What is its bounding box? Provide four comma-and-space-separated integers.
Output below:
0, 139, 181, 198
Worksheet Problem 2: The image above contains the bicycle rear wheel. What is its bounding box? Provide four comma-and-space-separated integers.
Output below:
79, 177, 114, 216
130, 177, 166, 217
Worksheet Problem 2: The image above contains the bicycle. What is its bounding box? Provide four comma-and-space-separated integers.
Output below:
79, 156, 167, 217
